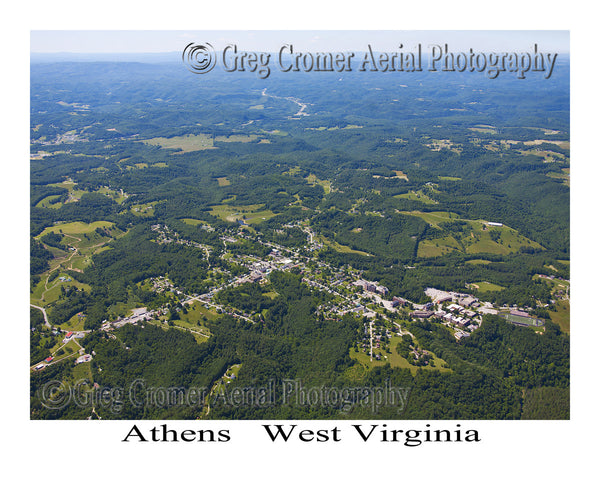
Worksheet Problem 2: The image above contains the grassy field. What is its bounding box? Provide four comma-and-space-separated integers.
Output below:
140, 134, 215, 152
401, 210, 459, 227
463, 225, 540, 255
469, 125, 498, 134
147, 302, 215, 345
32, 222, 127, 309
209, 204, 277, 224
393, 170, 409, 181
318, 235, 372, 256
130, 201, 160, 217
438, 176, 461, 181
418, 236, 462, 257
372, 170, 409, 181
57, 313, 87, 332
394, 190, 438, 204
403, 212, 542, 257
41, 181, 127, 208
72, 362, 93, 383
96, 186, 128, 204
305, 173, 332, 194
37, 220, 114, 237
176, 301, 219, 333
471, 281, 505, 293
547, 169, 570, 186
216, 176, 231, 186
349, 335, 451, 375
44, 273, 91, 303
465, 259, 492, 265
523, 139, 570, 150
36, 194, 63, 209
181, 218, 211, 226
533, 274, 570, 333
548, 299, 570, 334
214, 134, 258, 143
51, 338, 80, 361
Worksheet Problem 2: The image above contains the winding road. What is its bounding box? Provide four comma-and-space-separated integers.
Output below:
30, 303, 51, 328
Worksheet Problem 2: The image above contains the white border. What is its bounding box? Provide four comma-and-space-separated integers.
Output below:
5, 1, 597, 477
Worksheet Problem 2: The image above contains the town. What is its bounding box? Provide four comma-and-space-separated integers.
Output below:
31, 218, 562, 375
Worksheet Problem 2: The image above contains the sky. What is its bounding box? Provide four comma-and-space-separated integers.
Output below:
30, 30, 570, 55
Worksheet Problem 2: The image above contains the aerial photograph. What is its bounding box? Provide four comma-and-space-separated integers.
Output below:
29, 30, 570, 421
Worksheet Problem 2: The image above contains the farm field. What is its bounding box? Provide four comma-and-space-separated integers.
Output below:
209, 204, 277, 224
418, 236, 462, 257
318, 235, 372, 256
403, 211, 543, 257
140, 134, 215, 152
395, 190, 438, 204
130, 201, 160, 217
36, 220, 114, 237
401, 210, 460, 226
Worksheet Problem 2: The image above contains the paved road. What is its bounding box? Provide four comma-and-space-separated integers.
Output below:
30, 303, 51, 328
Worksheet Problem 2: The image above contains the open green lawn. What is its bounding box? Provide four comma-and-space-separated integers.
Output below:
36, 194, 63, 209
57, 313, 86, 332
395, 190, 438, 204
72, 362, 93, 383
465, 259, 493, 265
463, 225, 541, 255
130, 201, 160, 217
418, 236, 462, 257
36, 221, 114, 238
438, 176, 461, 181
181, 218, 211, 226
51, 338, 80, 360
472, 281, 505, 293
318, 235, 372, 256
177, 301, 218, 331
70, 253, 94, 271
46, 273, 90, 299
533, 274, 569, 293
31, 269, 92, 307
405, 212, 542, 257
532, 275, 570, 334
209, 203, 277, 224
401, 210, 459, 227
37, 183, 127, 209
349, 335, 451, 375
140, 134, 215, 152
549, 299, 570, 334
96, 186, 128, 204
